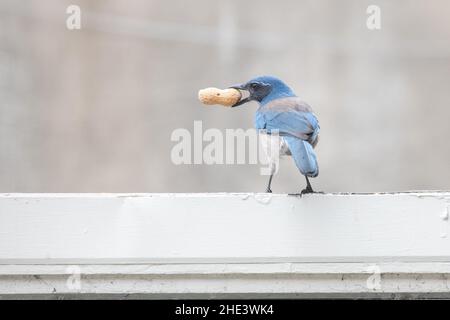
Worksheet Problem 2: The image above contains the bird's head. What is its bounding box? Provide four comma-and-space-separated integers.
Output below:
229, 76, 296, 107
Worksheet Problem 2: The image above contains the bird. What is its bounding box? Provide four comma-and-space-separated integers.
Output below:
229, 76, 320, 194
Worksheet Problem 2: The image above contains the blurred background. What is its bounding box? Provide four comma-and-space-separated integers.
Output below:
0, 0, 449, 193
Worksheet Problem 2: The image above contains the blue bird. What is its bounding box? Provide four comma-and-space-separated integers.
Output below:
229, 76, 320, 194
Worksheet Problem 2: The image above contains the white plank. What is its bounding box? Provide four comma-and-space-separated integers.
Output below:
1, 262, 450, 298
0, 192, 449, 263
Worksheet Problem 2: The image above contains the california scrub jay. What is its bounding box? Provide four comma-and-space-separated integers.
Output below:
230, 76, 319, 194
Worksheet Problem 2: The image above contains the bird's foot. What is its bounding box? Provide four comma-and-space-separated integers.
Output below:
265, 188, 272, 193
300, 185, 314, 195
288, 186, 315, 197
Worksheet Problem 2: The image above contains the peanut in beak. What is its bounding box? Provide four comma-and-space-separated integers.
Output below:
198, 87, 241, 107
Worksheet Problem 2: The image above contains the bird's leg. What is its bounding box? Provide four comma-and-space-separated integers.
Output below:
265, 174, 273, 193
300, 176, 314, 195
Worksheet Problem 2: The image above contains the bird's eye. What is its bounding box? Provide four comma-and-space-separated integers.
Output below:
250, 83, 258, 89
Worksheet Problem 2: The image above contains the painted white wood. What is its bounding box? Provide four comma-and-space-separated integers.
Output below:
1, 262, 450, 298
1, 192, 450, 264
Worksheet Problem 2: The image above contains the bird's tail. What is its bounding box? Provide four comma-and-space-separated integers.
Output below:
284, 136, 319, 177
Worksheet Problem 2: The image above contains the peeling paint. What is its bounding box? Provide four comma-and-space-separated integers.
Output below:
253, 193, 272, 205
240, 194, 250, 200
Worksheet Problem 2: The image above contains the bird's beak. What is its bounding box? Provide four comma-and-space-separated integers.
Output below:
229, 84, 252, 107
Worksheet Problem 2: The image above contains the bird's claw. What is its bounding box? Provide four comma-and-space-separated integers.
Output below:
266, 188, 272, 193
288, 187, 314, 197
300, 186, 314, 195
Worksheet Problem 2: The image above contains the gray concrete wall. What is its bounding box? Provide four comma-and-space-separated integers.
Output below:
0, 0, 449, 193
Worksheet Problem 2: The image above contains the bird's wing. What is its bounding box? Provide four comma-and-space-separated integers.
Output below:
258, 98, 320, 144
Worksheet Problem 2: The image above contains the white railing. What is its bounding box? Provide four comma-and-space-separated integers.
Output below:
1, 192, 449, 298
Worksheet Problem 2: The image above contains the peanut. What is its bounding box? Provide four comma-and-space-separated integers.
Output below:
198, 87, 241, 107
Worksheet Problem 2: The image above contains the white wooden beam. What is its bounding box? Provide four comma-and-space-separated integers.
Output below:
1, 192, 450, 264
0, 192, 450, 298
1, 262, 450, 299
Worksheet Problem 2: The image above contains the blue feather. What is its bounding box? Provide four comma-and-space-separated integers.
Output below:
246, 76, 320, 177
283, 136, 319, 177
